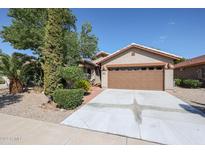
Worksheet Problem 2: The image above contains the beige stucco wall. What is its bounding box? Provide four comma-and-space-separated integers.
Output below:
94, 68, 101, 84
101, 47, 174, 90
90, 69, 95, 82
101, 48, 173, 66
164, 69, 174, 90
101, 70, 108, 88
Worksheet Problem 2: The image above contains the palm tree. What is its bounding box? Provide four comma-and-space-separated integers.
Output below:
0, 52, 24, 94
0, 51, 44, 94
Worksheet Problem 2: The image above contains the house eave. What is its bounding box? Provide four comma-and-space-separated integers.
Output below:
106, 62, 166, 68
97, 43, 181, 65
174, 61, 205, 69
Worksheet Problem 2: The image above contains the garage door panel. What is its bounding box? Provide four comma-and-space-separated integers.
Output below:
108, 70, 164, 90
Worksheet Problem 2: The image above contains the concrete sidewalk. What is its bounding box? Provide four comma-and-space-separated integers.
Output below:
0, 113, 156, 145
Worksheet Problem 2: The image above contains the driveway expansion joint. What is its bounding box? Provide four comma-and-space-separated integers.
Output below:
62, 89, 205, 145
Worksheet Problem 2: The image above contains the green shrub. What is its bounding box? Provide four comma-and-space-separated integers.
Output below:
74, 80, 91, 92
0, 77, 5, 84
182, 79, 202, 88
175, 79, 182, 86
60, 66, 86, 88
53, 89, 84, 109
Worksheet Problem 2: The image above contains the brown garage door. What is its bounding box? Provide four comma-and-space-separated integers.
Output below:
108, 68, 164, 90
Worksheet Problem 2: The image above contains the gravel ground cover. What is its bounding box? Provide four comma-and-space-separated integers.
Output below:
0, 87, 103, 123
169, 86, 205, 112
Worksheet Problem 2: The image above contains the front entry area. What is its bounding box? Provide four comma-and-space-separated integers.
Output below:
108, 66, 164, 90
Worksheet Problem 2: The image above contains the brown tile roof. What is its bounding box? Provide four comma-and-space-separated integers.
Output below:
95, 51, 110, 57
174, 55, 205, 68
92, 56, 107, 64
93, 51, 110, 64
81, 58, 97, 67
97, 43, 181, 64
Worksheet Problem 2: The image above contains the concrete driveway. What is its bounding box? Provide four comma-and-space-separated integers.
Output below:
62, 89, 205, 144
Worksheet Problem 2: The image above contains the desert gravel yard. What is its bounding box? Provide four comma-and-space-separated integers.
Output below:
169, 87, 205, 105
169, 87, 205, 111
62, 89, 205, 145
0, 89, 72, 123
0, 87, 103, 123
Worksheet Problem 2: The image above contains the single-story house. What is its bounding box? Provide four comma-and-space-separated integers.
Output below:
174, 55, 205, 86
82, 43, 181, 91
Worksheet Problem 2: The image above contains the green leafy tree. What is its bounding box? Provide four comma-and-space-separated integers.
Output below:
0, 51, 43, 94
1, 9, 47, 56
80, 22, 98, 58
1, 8, 76, 57
11, 52, 43, 86
0, 52, 23, 94
63, 32, 81, 66
60, 66, 85, 88
63, 22, 98, 66
21, 58, 43, 87
1, 9, 98, 64
1, 9, 98, 95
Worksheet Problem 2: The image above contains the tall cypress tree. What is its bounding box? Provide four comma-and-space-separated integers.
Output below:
1, 9, 98, 95
43, 9, 66, 95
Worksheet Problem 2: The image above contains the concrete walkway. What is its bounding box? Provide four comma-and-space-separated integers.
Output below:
0, 113, 156, 145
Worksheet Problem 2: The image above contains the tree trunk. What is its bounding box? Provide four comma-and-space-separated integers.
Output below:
9, 79, 23, 94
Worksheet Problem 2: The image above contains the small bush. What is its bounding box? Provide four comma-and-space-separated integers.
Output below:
0, 77, 5, 84
182, 79, 202, 88
74, 80, 91, 92
60, 66, 85, 83
175, 79, 182, 86
53, 89, 84, 109
59, 66, 86, 88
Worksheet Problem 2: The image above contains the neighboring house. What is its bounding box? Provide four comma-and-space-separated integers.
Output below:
0, 76, 9, 89
174, 55, 205, 86
81, 43, 181, 90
